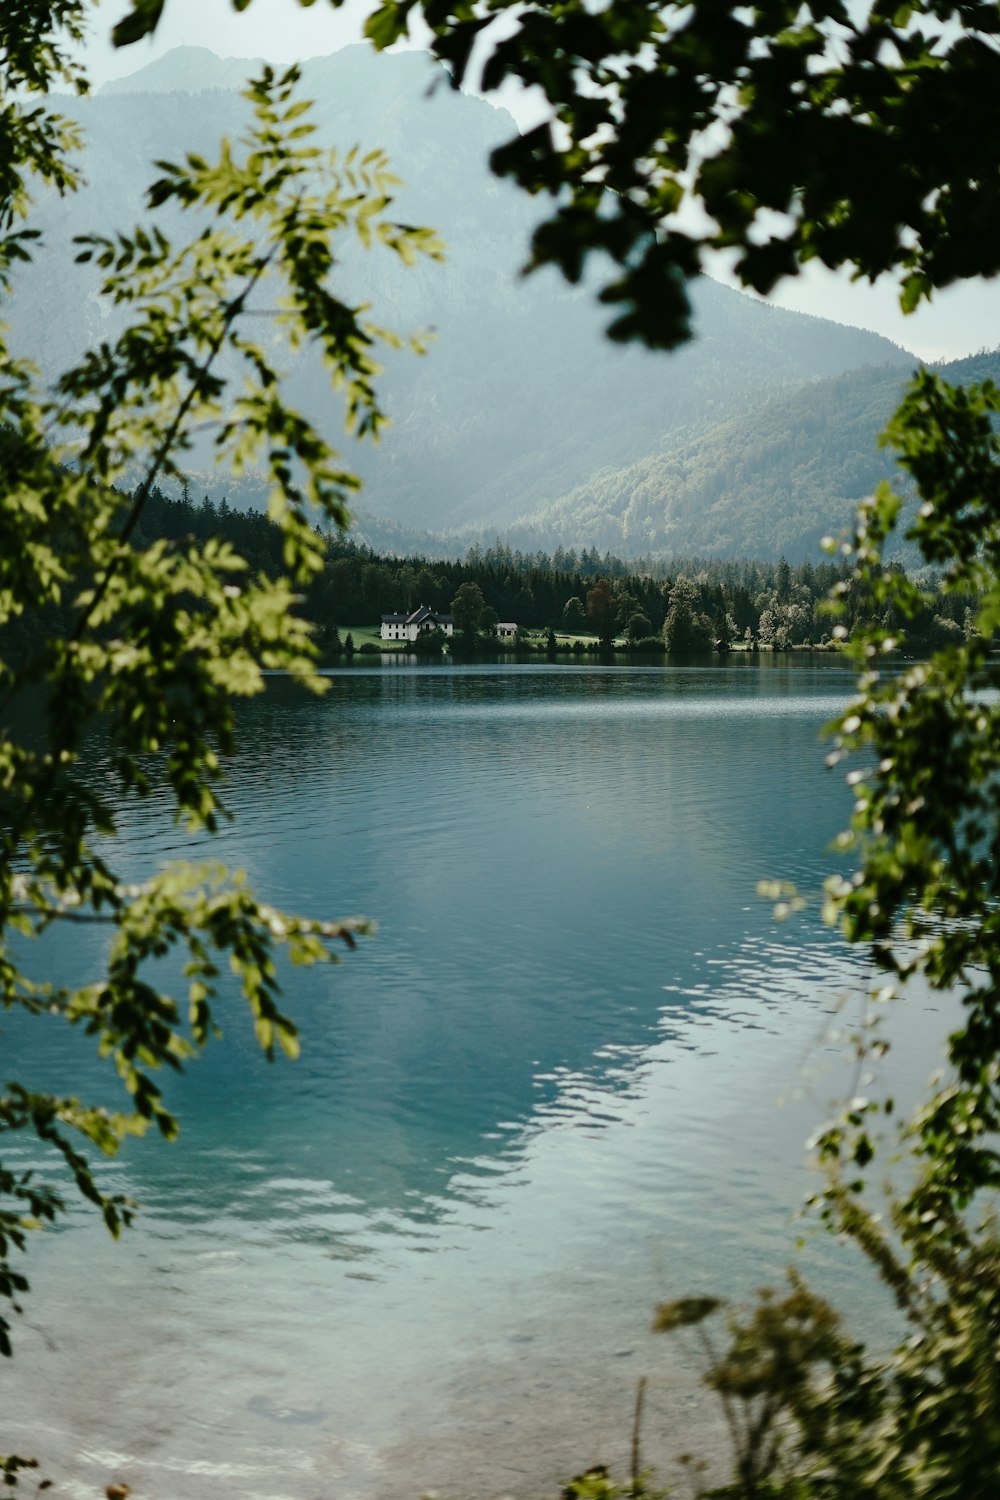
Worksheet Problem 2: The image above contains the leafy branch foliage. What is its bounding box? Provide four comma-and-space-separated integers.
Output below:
0, 1, 87, 279
817, 372, 1000, 1227
0, 4, 441, 1385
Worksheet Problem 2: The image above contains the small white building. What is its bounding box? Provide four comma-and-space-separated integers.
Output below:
496, 622, 518, 641
380, 604, 455, 642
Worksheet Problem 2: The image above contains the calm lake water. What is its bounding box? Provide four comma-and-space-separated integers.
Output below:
0, 661, 947, 1499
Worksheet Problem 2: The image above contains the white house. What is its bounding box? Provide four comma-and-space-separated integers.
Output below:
496, 622, 518, 641
380, 604, 455, 642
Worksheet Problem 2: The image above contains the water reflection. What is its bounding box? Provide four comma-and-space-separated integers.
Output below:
3, 662, 909, 1499
5, 665, 861, 1227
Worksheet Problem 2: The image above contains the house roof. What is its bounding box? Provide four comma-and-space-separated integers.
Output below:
381, 605, 455, 626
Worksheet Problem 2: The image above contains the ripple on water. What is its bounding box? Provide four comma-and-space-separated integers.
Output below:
4, 663, 913, 1500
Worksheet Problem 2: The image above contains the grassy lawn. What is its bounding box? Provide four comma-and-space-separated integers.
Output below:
335, 623, 404, 650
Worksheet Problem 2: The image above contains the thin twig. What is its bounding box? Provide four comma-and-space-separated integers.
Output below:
630, 1375, 647, 1496
696, 1324, 745, 1485
11, 905, 116, 924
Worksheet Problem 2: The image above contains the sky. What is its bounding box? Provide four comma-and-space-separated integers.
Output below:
76, 0, 999, 363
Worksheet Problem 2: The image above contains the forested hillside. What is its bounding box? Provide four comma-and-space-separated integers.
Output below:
7, 43, 912, 551
503, 349, 1000, 561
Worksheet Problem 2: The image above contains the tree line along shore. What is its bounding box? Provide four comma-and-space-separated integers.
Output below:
1, 483, 982, 662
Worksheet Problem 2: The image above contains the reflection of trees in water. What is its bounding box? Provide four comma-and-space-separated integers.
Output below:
8, 668, 861, 1268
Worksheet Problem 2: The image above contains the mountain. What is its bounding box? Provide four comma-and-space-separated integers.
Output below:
99, 45, 269, 94
503, 364, 911, 562
497, 349, 1000, 562
6, 43, 916, 555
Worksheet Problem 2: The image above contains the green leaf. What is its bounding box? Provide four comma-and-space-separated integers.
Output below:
111, 0, 165, 47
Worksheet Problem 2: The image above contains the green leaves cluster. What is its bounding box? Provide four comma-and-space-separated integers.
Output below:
655, 1250, 1000, 1499
818, 373, 1000, 1213
0, 3, 88, 281
0, 26, 441, 1377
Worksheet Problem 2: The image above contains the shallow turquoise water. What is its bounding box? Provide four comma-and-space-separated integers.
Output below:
0, 662, 947, 1498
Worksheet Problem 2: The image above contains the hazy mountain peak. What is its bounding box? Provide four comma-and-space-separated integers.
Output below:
97, 42, 516, 144
99, 45, 267, 96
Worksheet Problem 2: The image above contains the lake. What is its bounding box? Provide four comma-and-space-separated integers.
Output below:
0, 661, 947, 1499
